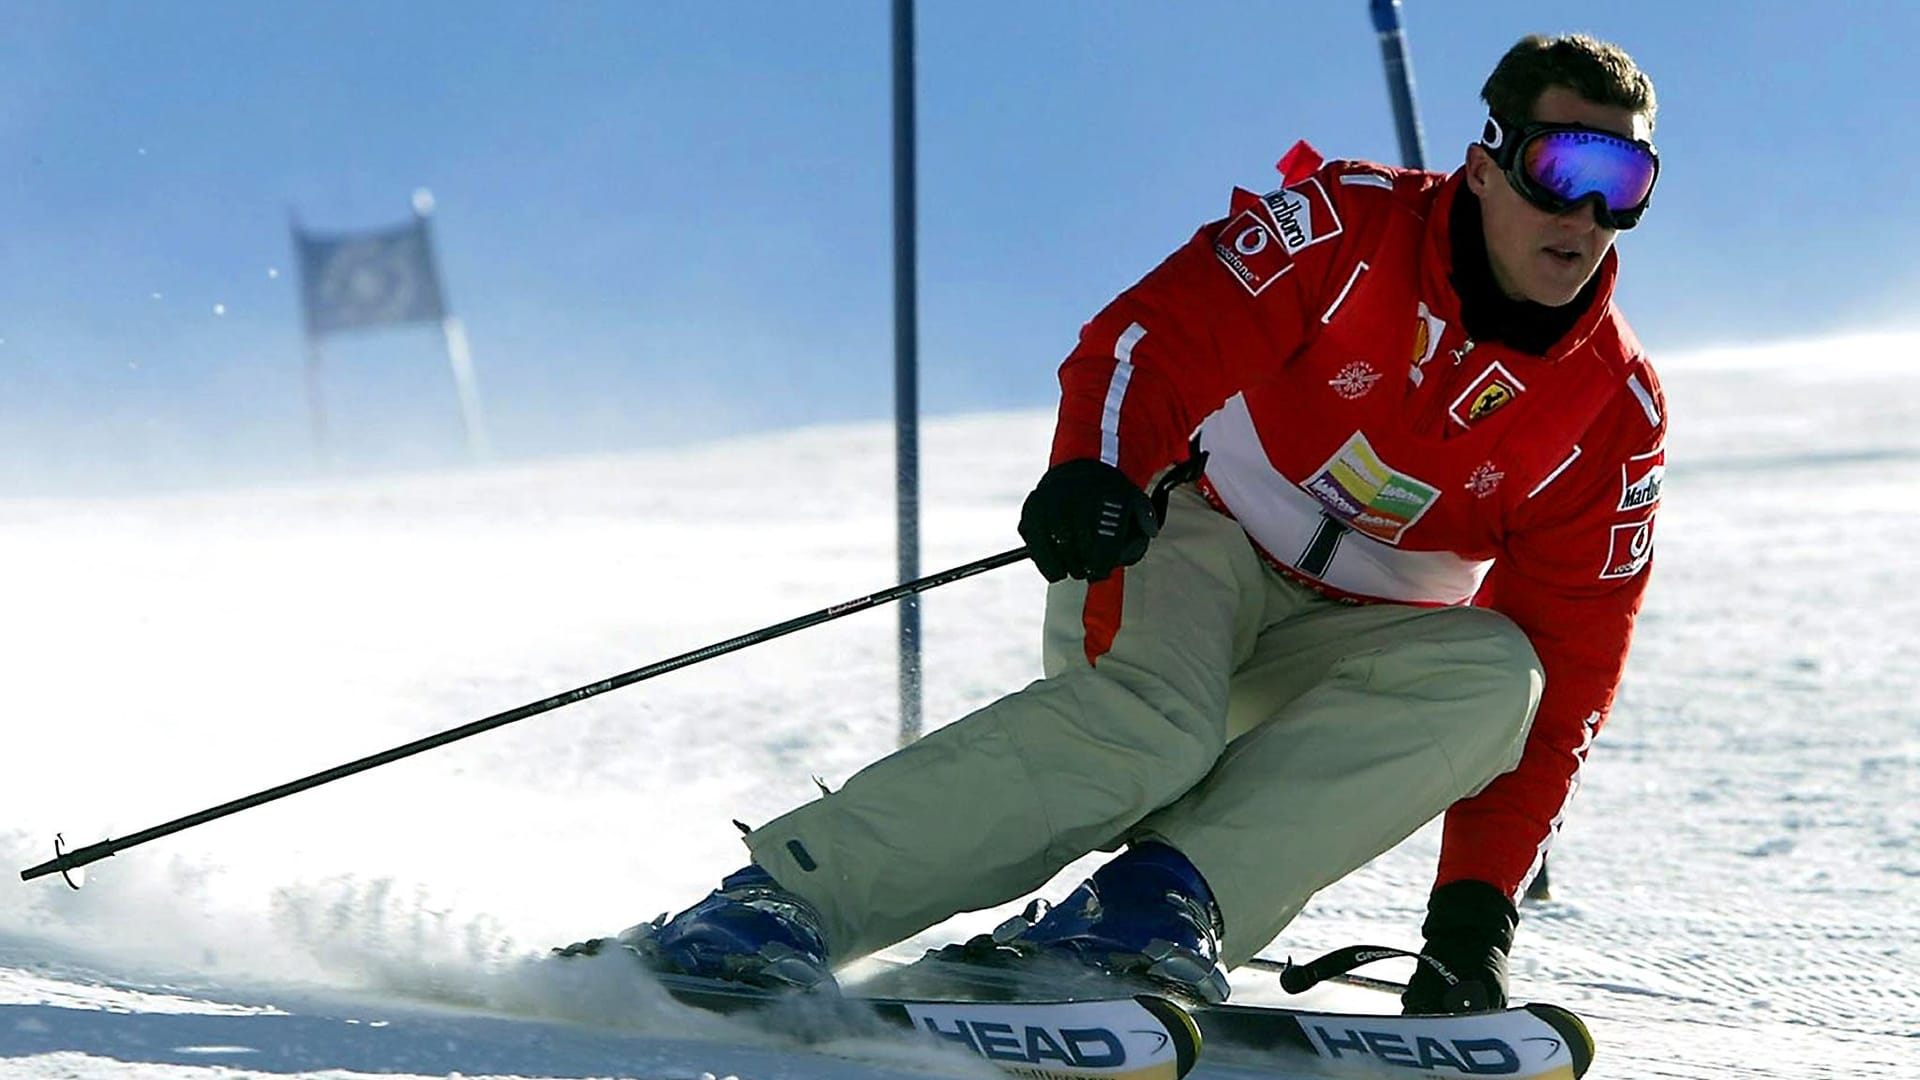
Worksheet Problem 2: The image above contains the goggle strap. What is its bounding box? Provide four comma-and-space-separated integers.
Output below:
1482, 114, 1509, 153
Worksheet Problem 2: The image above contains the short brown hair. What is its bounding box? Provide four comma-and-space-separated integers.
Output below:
1482, 34, 1657, 129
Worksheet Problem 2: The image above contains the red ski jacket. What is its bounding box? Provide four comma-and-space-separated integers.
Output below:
1049, 154, 1665, 900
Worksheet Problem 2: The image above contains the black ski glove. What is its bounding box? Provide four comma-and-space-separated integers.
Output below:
1401, 879, 1519, 1015
1018, 459, 1159, 583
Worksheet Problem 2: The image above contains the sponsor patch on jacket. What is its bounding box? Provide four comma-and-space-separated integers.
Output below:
1465, 461, 1504, 498
1328, 360, 1382, 400
1449, 361, 1527, 426
1301, 432, 1440, 545
1214, 208, 1294, 295
1600, 515, 1656, 580
1409, 301, 1446, 386
1618, 446, 1665, 512
1261, 177, 1343, 254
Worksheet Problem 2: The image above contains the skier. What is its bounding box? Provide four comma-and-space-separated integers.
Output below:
589, 33, 1665, 1015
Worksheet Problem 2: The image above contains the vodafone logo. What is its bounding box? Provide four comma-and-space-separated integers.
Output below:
1600, 516, 1656, 580
1214, 208, 1293, 296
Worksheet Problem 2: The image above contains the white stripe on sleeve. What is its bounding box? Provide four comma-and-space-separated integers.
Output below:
1320, 261, 1368, 324
1627, 373, 1661, 426
1527, 445, 1582, 499
1101, 323, 1146, 466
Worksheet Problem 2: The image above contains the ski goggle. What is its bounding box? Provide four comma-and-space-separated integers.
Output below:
1482, 114, 1659, 230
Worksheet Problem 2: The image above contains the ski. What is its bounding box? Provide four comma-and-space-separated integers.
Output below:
1194, 998, 1593, 1079
648, 969, 1202, 1080
862, 942, 1596, 1080
596, 939, 1595, 1080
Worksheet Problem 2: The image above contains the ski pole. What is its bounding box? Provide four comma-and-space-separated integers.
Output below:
1245, 949, 1411, 995
21, 546, 1031, 886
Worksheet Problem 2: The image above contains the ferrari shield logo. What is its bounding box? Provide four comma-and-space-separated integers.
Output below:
1471, 383, 1514, 417
1449, 361, 1527, 427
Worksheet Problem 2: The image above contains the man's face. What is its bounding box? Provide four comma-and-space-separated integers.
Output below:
1465, 85, 1653, 307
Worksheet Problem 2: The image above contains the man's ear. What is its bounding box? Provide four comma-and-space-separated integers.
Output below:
1463, 143, 1495, 197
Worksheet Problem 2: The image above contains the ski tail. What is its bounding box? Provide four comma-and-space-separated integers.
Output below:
1525, 1002, 1595, 1078
1137, 994, 1203, 1080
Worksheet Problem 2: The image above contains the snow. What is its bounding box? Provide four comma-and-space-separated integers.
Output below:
2, 332, 1916, 1079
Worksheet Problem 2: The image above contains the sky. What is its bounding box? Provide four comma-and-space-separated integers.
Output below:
2, 0, 1917, 493
1, 339, 1913, 1078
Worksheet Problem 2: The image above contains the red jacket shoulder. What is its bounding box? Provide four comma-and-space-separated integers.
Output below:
1590, 308, 1666, 449
1313, 158, 1447, 212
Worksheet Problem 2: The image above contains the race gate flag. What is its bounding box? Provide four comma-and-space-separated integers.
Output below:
288, 201, 490, 463
293, 217, 447, 338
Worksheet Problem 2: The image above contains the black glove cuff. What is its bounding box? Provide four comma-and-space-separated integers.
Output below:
1033, 460, 1154, 513
1423, 879, 1519, 954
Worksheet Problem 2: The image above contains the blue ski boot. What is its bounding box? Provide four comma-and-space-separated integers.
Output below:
1000, 842, 1230, 1003
566, 864, 833, 991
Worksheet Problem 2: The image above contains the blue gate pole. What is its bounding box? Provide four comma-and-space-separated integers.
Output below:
891, 0, 924, 745
1372, 2, 1555, 901
1370, 0, 1429, 169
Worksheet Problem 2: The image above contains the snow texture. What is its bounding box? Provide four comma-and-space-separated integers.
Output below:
2, 332, 1915, 1078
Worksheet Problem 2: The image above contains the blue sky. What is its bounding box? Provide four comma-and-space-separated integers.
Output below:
2, 1, 1914, 492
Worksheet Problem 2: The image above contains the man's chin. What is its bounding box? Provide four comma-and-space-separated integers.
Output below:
1521, 274, 1594, 308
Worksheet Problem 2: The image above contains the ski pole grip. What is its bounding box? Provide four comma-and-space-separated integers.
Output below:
1280, 944, 1423, 994
1278, 963, 1318, 994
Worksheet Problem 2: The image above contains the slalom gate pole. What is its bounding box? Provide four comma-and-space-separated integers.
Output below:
1369, 0, 1429, 171
21, 546, 1032, 886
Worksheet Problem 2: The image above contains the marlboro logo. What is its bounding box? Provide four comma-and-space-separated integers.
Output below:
1618, 446, 1665, 511
1261, 177, 1343, 254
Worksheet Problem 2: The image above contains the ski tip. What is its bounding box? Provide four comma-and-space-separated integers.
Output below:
1134, 994, 1203, 1079
1524, 1002, 1596, 1078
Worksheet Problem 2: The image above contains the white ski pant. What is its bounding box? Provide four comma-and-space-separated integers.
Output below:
745, 485, 1542, 967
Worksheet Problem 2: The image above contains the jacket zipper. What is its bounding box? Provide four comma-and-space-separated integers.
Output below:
1418, 337, 1478, 434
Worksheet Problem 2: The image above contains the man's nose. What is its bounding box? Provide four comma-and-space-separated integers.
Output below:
1558, 193, 1609, 232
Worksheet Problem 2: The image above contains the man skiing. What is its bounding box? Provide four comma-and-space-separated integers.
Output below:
590, 33, 1665, 1016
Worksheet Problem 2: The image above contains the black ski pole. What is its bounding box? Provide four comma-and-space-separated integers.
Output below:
1242, 951, 1410, 995
21, 546, 1031, 886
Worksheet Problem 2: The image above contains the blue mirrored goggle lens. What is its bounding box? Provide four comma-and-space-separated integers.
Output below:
1520, 130, 1657, 213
